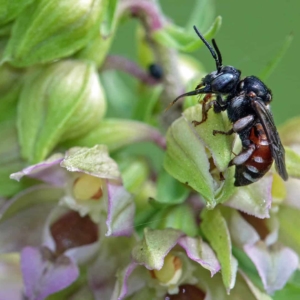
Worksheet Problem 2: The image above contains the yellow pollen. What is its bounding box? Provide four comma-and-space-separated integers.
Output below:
73, 174, 103, 201
152, 254, 182, 284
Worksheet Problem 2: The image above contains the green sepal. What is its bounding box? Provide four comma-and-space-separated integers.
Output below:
17, 60, 106, 163
201, 207, 238, 293
132, 228, 183, 270
152, 16, 222, 52
3, 0, 108, 67
61, 145, 120, 180
164, 104, 234, 208
0, 0, 33, 26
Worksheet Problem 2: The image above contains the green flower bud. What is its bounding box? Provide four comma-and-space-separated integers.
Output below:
0, 0, 33, 26
18, 60, 107, 163
3, 0, 108, 67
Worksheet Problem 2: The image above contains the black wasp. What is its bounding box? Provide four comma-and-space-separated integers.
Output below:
169, 26, 288, 186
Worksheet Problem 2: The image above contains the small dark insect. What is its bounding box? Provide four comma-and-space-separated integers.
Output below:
168, 26, 288, 186
148, 63, 164, 80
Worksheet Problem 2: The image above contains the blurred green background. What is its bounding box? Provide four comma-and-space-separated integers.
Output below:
112, 0, 299, 124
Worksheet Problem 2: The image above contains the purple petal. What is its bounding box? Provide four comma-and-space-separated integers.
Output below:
21, 246, 79, 300
10, 154, 65, 186
225, 175, 273, 218
0, 185, 62, 253
244, 242, 299, 294
177, 236, 220, 276
106, 181, 135, 237
0, 254, 23, 300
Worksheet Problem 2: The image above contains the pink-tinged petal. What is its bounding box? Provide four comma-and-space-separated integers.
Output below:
225, 209, 260, 248
111, 261, 147, 300
0, 185, 62, 253
10, 154, 65, 185
244, 242, 299, 294
177, 236, 220, 276
106, 181, 135, 237
21, 246, 79, 300
132, 228, 184, 270
0, 254, 23, 300
88, 236, 136, 300
225, 175, 273, 218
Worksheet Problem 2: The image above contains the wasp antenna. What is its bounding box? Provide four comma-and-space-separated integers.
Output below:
165, 89, 204, 112
212, 39, 222, 67
193, 25, 222, 72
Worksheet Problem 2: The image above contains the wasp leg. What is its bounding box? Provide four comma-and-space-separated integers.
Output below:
228, 144, 255, 166
192, 95, 215, 126
213, 115, 255, 136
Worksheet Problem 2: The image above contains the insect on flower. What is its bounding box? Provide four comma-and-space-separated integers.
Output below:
168, 26, 288, 186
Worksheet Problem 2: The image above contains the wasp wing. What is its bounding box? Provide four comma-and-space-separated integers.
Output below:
251, 99, 288, 180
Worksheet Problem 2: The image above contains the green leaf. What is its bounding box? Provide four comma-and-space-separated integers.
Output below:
201, 208, 238, 293
156, 169, 190, 205
185, 0, 215, 33
152, 16, 222, 52
285, 147, 300, 178
17, 60, 106, 163
259, 33, 293, 81
3, 0, 108, 66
